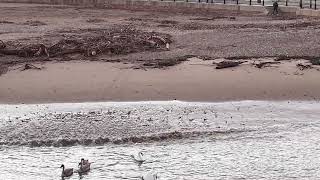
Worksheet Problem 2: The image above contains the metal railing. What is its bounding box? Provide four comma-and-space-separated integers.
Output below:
157, 0, 317, 10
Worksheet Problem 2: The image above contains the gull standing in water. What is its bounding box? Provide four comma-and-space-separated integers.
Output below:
60, 164, 73, 178
141, 171, 158, 180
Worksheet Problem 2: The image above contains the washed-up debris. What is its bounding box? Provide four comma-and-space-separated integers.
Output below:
310, 59, 320, 65
158, 20, 179, 25
275, 55, 320, 61
0, 26, 172, 59
0, 20, 14, 24
0, 40, 5, 49
0, 26, 172, 76
254, 61, 280, 68
23, 20, 47, 26
275, 55, 292, 61
86, 18, 105, 23
0, 43, 49, 57
297, 63, 312, 70
0, 65, 8, 76
141, 55, 194, 68
126, 17, 153, 22
190, 16, 234, 21
34, 44, 49, 57
21, 63, 42, 71
215, 60, 245, 69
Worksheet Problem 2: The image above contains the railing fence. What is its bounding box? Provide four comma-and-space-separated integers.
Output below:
155, 0, 317, 10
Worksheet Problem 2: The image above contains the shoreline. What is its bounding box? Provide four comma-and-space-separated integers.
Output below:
1, 99, 319, 106
1, 3, 320, 104
1, 59, 320, 104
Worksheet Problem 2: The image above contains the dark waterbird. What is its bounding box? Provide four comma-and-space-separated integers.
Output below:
60, 164, 73, 178
78, 158, 91, 174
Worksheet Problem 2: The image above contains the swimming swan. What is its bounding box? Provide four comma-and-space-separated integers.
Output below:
60, 164, 73, 178
78, 158, 91, 173
131, 151, 145, 163
80, 158, 89, 165
141, 171, 158, 180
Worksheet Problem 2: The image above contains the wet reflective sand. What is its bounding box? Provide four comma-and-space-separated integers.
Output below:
0, 101, 319, 179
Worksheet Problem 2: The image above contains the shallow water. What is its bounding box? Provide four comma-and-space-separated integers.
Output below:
0, 101, 320, 179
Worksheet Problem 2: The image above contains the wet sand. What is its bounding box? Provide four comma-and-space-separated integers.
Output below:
0, 59, 320, 104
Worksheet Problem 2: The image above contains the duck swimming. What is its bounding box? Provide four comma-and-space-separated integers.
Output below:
60, 164, 73, 178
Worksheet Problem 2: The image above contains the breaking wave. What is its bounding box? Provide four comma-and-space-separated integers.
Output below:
0, 129, 249, 147
1, 100, 318, 147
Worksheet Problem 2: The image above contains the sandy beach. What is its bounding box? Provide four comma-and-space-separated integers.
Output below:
1, 3, 320, 103
0, 58, 320, 103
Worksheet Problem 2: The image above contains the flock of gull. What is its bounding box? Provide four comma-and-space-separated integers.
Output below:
60, 152, 158, 180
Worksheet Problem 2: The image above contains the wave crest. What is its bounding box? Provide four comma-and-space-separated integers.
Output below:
0, 129, 248, 147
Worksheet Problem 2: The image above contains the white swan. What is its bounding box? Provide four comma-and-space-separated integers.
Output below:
131, 151, 145, 163
141, 171, 158, 180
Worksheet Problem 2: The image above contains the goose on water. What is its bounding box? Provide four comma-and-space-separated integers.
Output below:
60, 164, 73, 178
141, 171, 158, 180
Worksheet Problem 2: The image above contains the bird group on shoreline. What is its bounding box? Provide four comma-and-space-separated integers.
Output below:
60, 152, 158, 179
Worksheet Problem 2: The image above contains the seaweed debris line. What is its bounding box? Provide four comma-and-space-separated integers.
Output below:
0, 25, 172, 61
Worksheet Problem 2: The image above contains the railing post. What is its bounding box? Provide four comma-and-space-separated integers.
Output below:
263, 0, 265, 6
224, 0, 226, 4
286, 0, 288, 6
250, 0, 252, 5
310, 0, 312, 8
300, 0, 303, 8
237, 0, 239, 4
315, 0, 317, 9
199, 0, 201, 3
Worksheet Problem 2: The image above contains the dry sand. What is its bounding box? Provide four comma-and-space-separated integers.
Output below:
1, 59, 319, 103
